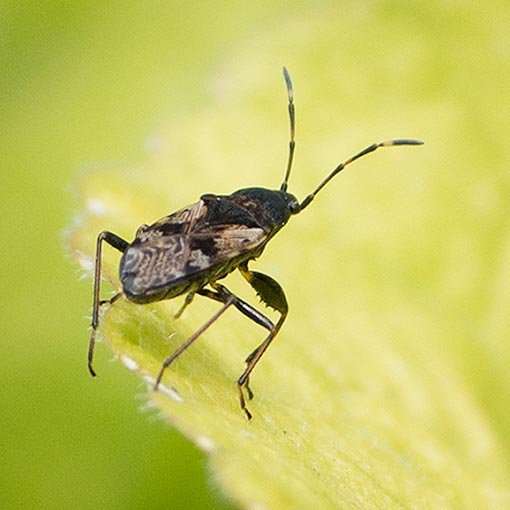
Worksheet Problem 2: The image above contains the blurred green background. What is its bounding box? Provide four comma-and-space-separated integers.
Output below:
2, 1, 508, 509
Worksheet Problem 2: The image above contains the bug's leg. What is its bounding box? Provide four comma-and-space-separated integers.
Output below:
197, 284, 279, 419
237, 263, 289, 418
154, 293, 235, 391
99, 292, 122, 307
197, 286, 276, 333
89, 231, 129, 377
174, 292, 195, 319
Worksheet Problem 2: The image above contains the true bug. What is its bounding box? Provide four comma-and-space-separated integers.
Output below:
88, 68, 422, 419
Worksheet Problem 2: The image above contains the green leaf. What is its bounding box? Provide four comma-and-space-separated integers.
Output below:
68, 7, 509, 509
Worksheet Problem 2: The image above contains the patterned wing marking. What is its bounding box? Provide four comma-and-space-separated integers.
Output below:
186, 225, 266, 271
120, 223, 266, 302
135, 200, 209, 242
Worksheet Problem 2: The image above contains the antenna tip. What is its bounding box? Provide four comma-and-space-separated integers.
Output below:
282, 67, 294, 99
394, 139, 424, 146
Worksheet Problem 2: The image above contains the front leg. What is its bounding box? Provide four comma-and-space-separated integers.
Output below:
237, 262, 289, 417
197, 283, 277, 419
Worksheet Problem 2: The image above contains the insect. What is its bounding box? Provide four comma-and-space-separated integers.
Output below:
88, 67, 422, 419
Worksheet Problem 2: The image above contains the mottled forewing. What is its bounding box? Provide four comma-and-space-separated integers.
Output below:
122, 200, 267, 297
148, 200, 267, 276
185, 223, 266, 275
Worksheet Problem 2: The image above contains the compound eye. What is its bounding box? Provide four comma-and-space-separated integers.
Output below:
288, 199, 300, 215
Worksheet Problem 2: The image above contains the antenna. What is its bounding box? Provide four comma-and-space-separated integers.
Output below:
299, 139, 423, 211
280, 66, 295, 192
278, 68, 423, 209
